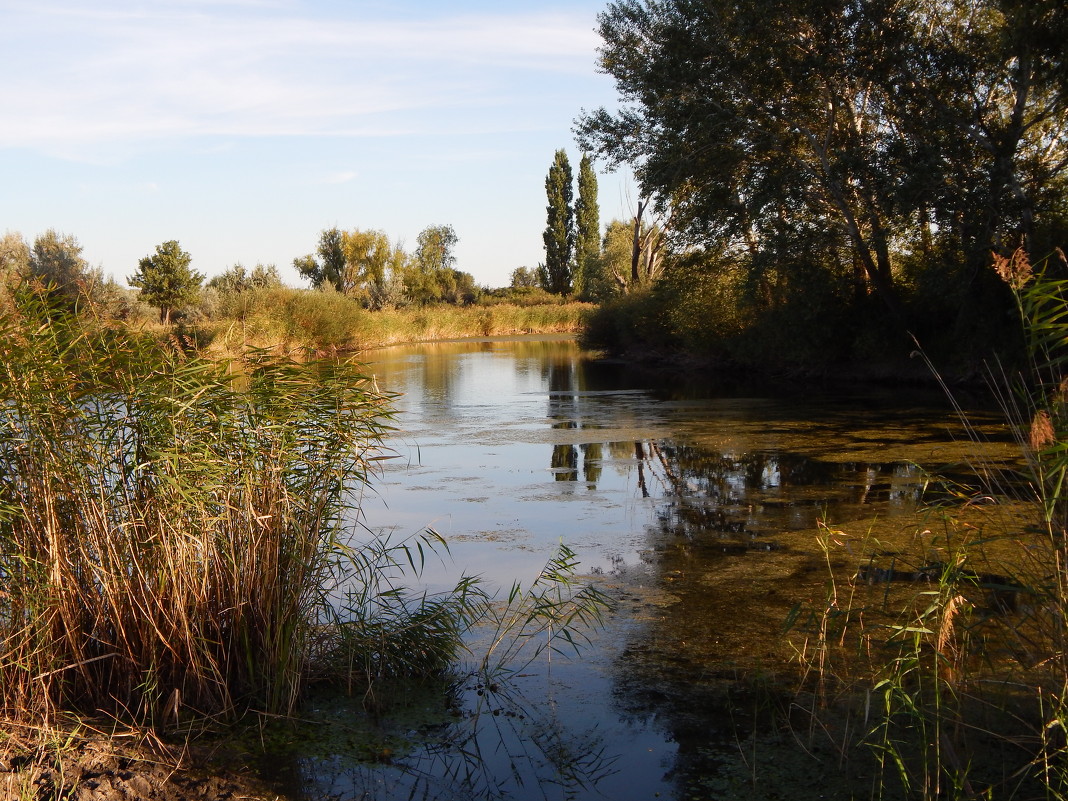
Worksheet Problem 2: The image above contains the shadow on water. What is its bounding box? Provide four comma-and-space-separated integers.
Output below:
257, 337, 1020, 800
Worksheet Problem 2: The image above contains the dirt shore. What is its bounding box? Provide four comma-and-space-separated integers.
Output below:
0, 736, 282, 801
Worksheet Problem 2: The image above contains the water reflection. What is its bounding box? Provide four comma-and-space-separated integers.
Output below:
331, 337, 1017, 800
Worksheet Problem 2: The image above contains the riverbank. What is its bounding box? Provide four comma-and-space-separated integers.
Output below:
195, 297, 595, 357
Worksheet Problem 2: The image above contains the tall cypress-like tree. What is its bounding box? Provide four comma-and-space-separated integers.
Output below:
543, 149, 574, 295
574, 153, 601, 299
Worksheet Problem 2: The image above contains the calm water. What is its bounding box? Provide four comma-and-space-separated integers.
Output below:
274, 336, 1015, 801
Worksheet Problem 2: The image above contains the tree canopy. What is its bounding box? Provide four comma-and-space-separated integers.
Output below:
543, 149, 575, 295
129, 241, 203, 325
574, 154, 601, 299
577, 0, 1068, 365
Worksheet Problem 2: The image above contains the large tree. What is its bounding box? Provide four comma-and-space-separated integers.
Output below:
576, 0, 1068, 335
129, 240, 202, 325
574, 154, 601, 299
543, 149, 574, 295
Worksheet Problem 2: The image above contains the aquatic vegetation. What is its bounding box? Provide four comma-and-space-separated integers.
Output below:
790, 249, 1068, 799
0, 287, 484, 727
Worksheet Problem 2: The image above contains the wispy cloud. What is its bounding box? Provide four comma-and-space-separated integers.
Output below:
0, 1, 603, 159
322, 170, 358, 185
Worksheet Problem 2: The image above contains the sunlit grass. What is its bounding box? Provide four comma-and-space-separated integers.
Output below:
0, 287, 487, 729
198, 286, 593, 355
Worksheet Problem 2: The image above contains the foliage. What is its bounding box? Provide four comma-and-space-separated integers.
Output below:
510, 266, 541, 290
574, 154, 601, 300
0, 288, 491, 727
543, 149, 574, 295
206, 263, 283, 293
294, 227, 347, 293
128, 240, 203, 325
478, 544, 613, 679
403, 224, 477, 306
576, 0, 1068, 369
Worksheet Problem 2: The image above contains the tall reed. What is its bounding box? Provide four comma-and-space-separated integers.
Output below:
0, 288, 402, 724
787, 249, 1068, 799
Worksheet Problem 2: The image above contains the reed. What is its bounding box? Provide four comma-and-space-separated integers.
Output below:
201, 287, 593, 355
0, 287, 480, 728
789, 248, 1068, 799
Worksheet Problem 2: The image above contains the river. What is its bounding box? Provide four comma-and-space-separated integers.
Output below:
270, 336, 1018, 801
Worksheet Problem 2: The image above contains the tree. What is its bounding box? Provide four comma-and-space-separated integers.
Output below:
0, 231, 30, 276
414, 224, 458, 274
343, 229, 404, 308
574, 154, 601, 299
510, 266, 541, 290
543, 149, 574, 295
404, 225, 461, 305
28, 229, 94, 307
294, 227, 347, 292
129, 240, 203, 325
577, 0, 1068, 340
207, 263, 283, 293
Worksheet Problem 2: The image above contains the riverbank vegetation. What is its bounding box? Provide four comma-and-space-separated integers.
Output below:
575, 0, 1068, 379
0, 228, 592, 359
0, 286, 608, 797
776, 250, 1068, 798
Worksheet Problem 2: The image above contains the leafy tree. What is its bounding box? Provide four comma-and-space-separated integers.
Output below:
404, 225, 462, 305
294, 227, 347, 292
414, 224, 458, 274
543, 149, 574, 295
208, 263, 283, 293
510, 267, 541, 290
576, 0, 1068, 357
0, 232, 30, 277
28, 230, 92, 307
574, 154, 601, 299
129, 240, 203, 325
343, 229, 404, 308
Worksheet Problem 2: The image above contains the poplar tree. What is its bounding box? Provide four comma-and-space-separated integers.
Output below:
574, 153, 601, 299
542, 149, 574, 295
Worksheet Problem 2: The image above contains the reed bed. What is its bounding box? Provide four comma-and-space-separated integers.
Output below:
202, 287, 593, 354
0, 287, 479, 727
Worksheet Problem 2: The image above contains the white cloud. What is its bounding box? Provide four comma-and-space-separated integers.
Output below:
0, 1, 603, 157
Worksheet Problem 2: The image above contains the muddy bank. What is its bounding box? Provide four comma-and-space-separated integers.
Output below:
0, 734, 279, 801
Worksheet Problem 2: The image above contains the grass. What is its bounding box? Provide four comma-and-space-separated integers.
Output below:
0, 286, 483, 727
197, 286, 593, 355
787, 248, 1068, 799
0, 284, 613, 800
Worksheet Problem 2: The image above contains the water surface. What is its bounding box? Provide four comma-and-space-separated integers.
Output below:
280, 336, 1017, 800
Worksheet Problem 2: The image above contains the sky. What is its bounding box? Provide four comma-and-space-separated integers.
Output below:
0, 0, 636, 289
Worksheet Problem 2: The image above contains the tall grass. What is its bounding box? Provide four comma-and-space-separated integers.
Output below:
202, 286, 592, 355
789, 248, 1068, 799
0, 287, 480, 726
0, 286, 612, 746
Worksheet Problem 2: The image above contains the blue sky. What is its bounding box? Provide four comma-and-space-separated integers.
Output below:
0, 0, 635, 289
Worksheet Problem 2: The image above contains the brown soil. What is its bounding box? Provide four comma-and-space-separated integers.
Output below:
0, 736, 282, 801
